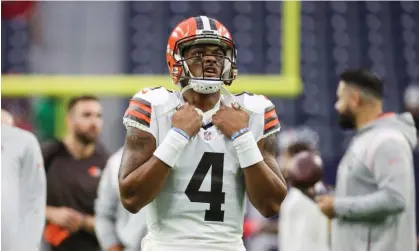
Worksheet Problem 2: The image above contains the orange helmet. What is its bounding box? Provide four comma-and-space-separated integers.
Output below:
166, 16, 238, 94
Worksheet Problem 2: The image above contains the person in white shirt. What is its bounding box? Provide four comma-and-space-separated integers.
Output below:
279, 151, 329, 251
95, 148, 147, 251
245, 126, 322, 251
1, 109, 15, 126
1, 110, 47, 251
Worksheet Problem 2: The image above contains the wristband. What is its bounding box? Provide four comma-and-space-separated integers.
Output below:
172, 127, 190, 141
233, 131, 263, 168
153, 129, 189, 168
231, 127, 250, 140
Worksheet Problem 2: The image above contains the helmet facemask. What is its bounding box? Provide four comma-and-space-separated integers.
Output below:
171, 34, 238, 94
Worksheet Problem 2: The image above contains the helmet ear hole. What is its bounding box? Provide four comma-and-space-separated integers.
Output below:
167, 61, 171, 67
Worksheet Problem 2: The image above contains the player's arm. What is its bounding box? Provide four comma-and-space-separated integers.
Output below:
213, 99, 286, 217
118, 92, 172, 213
118, 91, 202, 214
119, 127, 172, 213
241, 102, 286, 218
243, 134, 287, 218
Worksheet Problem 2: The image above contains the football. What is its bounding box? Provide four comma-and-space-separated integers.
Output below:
287, 151, 323, 188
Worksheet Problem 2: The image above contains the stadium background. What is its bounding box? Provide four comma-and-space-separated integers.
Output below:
2, 1, 419, 250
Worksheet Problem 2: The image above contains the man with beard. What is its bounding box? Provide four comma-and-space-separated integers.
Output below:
41, 95, 109, 251
316, 69, 417, 251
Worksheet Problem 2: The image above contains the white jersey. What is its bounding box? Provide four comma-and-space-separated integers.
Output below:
123, 87, 280, 251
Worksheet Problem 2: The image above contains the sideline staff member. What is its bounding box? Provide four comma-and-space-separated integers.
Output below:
95, 148, 148, 251
1, 110, 46, 251
42, 96, 109, 251
317, 69, 417, 251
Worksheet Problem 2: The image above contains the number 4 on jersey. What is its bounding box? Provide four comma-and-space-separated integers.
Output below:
185, 152, 226, 222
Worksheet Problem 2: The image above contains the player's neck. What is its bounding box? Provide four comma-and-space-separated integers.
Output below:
182, 90, 221, 112
355, 104, 383, 129
63, 134, 96, 159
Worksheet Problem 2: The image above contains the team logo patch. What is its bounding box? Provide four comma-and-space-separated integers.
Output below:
204, 131, 212, 141
88, 166, 102, 178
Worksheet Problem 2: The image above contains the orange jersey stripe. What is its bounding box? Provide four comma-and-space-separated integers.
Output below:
264, 118, 279, 131
129, 100, 151, 113
126, 109, 151, 124
264, 109, 276, 119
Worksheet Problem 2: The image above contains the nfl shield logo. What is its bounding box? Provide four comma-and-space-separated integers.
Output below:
204, 131, 212, 141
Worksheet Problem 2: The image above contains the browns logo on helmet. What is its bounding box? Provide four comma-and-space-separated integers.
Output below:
166, 16, 238, 94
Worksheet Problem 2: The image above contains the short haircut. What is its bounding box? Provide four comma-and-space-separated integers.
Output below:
67, 95, 99, 112
287, 142, 313, 157
339, 68, 384, 99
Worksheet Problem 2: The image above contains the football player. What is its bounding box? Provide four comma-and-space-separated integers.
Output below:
118, 16, 287, 251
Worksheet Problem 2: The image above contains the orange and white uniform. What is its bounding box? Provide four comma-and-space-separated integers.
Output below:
123, 15, 281, 251
123, 87, 280, 251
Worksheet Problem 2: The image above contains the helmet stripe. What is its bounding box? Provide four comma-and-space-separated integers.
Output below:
200, 16, 211, 30
209, 18, 217, 30
194, 16, 204, 30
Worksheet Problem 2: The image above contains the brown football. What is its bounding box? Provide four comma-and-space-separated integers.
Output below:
287, 151, 323, 188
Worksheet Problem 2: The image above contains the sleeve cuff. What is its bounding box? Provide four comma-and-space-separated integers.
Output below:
257, 127, 281, 141
123, 118, 152, 134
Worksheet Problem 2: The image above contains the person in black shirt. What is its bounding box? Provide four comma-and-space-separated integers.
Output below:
41, 95, 109, 251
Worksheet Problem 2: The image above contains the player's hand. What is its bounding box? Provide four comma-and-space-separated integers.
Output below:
316, 195, 336, 219
48, 207, 84, 232
212, 105, 249, 139
172, 103, 203, 137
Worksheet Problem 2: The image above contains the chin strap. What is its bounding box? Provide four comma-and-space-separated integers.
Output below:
180, 84, 193, 96
159, 85, 192, 118
160, 84, 253, 118
221, 86, 253, 115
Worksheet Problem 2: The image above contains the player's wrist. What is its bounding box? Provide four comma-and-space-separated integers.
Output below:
153, 128, 189, 168
233, 131, 263, 168
171, 127, 190, 141
231, 127, 250, 140
80, 214, 88, 230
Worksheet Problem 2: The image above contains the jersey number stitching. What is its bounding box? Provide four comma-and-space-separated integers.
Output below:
185, 152, 225, 222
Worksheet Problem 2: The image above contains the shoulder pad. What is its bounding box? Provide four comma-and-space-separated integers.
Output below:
132, 86, 173, 106
235, 92, 275, 114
